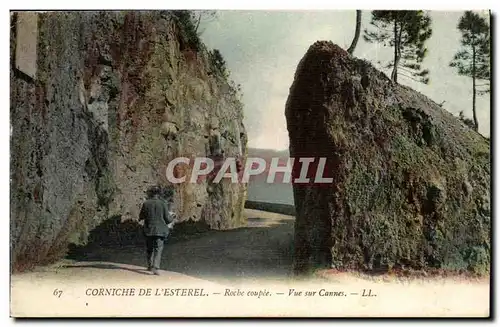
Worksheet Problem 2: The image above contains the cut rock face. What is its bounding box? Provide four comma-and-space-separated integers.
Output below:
10, 11, 247, 272
285, 41, 490, 275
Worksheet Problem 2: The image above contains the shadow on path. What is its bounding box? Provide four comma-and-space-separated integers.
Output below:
67, 211, 295, 283
62, 262, 152, 276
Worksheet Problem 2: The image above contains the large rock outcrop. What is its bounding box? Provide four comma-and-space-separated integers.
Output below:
10, 11, 247, 272
286, 41, 490, 275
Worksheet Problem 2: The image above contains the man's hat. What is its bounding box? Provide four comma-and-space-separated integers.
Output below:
146, 185, 161, 197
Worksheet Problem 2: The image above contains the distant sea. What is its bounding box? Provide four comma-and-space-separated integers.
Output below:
247, 180, 294, 205
246, 147, 295, 205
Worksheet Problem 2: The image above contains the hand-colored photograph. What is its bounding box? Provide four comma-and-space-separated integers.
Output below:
9, 7, 491, 318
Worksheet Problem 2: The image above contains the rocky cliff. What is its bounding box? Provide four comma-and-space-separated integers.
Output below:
10, 11, 247, 272
286, 41, 490, 275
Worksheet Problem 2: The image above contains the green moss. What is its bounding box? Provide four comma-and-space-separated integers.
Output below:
337, 110, 490, 273
466, 246, 490, 273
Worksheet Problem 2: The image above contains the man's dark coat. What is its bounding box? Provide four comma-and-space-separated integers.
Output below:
139, 196, 174, 237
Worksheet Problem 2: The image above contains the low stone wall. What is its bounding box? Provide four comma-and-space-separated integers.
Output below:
244, 201, 296, 216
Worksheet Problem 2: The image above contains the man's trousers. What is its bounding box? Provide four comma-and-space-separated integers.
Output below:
146, 235, 166, 269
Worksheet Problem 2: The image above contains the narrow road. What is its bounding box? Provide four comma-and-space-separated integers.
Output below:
65, 209, 296, 283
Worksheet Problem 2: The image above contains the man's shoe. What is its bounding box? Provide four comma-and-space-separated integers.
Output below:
151, 268, 160, 275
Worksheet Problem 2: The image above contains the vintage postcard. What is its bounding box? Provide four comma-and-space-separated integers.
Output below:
9, 6, 491, 318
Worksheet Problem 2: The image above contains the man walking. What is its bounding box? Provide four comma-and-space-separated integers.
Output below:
139, 186, 178, 275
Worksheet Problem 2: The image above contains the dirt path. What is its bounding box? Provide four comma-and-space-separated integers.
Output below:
55, 209, 296, 284
10, 209, 490, 317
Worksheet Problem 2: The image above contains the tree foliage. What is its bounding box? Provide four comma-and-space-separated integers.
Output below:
364, 10, 432, 84
208, 49, 242, 99
450, 11, 490, 132
171, 10, 202, 51
171, 10, 218, 52
450, 11, 490, 85
209, 49, 228, 77
190, 10, 218, 34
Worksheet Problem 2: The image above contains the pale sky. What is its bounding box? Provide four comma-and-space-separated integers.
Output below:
201, 10, 491, 150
